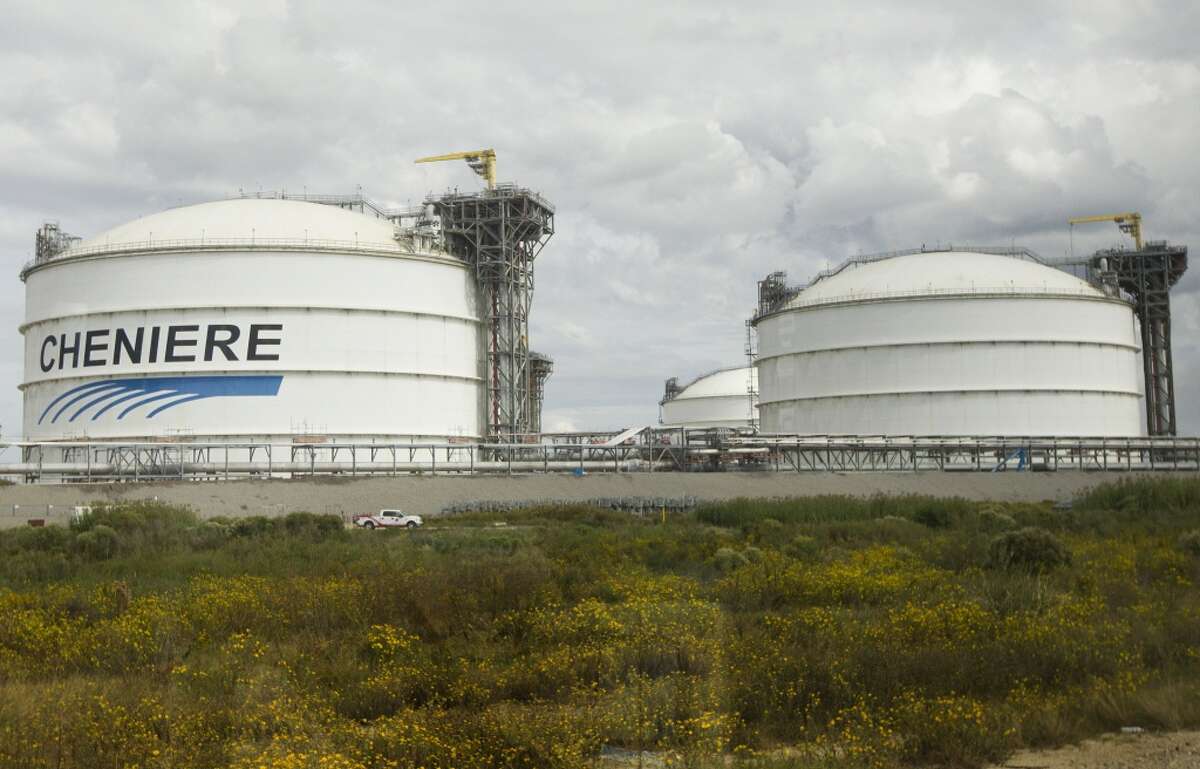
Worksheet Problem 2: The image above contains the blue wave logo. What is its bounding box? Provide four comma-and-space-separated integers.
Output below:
39, 375, 283, 424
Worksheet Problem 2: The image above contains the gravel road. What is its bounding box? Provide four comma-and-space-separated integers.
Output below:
0, 470, 1149, 527
992, 730, 1200, 768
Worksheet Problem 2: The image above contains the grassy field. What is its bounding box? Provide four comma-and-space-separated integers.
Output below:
1, 478, 1199, 768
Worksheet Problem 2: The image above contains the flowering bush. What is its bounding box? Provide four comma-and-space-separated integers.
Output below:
0, 479, 1198, 768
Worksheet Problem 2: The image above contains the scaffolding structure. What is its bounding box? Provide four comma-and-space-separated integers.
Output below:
661, 377, 683, 404
529, 352, 554, 435
34, 223, 80, 264
1089, 241, 1189, 435
430, 185, 555, 441
755, 270, 793, 317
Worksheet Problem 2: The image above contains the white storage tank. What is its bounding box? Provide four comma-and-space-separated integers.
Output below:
20, 198, 482, 442
660, 366, 757, 429
753, 249, 1144, 436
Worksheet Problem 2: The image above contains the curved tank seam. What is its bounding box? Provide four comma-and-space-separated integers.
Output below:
757, 387, 1143, 405
19, 305, 481, 333
19, 368, 484, 392
753, 338, 1141, 362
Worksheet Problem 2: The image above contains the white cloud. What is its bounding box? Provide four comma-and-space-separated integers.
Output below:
1, 0, 1198, 434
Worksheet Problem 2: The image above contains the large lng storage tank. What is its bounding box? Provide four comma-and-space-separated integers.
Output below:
752, 249, 1144, 436
21, 198, 488, 442
660, 366, 757, 429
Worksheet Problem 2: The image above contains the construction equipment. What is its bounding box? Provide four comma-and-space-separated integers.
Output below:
1067, 212, 1187, 435
415, 149, 498, 190
1069, 212, 1144, 250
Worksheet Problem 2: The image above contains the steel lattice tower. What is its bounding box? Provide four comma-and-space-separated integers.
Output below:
431, 185, 555, 441
1090, 242, 1189, 436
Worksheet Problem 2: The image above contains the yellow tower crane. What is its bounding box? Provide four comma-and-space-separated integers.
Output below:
414, 148, 498, 190
1068, 212, 1144, 250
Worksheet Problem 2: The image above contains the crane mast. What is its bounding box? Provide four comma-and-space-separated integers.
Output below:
1069, 212, 1144, 250
415, 149, 498, 190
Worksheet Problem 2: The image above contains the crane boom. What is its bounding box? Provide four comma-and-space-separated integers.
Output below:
1068, 212, 1143, 250
414, 148, 497, 189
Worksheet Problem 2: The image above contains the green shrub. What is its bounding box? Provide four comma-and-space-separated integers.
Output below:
230, 516, 274, 538
696, 496, 877, 527
988, 527, 1071, 574
86, 501, 198, 551
784, 535, 820, 559
4, 481, 1200, 768
75, 524, 119, 561
0, 549, 70, 582
750, 518, 785, 543
713, 547, 748, 573
696, 494, 973, 528
188, 521, 231, 550
912, 500, 957, 528
977, 508, 1018, 531
278, 511, 345, 540
4, 524, 71, 554
1075, 477, 1200, 514
1180, 530, 1200, 558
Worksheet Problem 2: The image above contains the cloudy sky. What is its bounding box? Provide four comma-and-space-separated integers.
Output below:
1, 0, 1198, 439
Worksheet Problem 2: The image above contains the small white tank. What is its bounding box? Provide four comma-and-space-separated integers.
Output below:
660, 366, 757, 429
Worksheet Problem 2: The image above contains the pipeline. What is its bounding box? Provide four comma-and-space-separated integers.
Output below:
0, 460, 667, 478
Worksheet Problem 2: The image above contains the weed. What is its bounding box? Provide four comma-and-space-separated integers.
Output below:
0, 477, 1198, 768
987, 528, 1071, 574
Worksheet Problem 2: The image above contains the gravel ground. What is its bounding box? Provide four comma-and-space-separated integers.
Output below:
0, 470, 1151, 527
992, 730, 1200, 768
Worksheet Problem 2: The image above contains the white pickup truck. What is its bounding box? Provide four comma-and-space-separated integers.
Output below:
352, 510, 423, 530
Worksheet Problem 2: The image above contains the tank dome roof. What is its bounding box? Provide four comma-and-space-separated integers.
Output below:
787, 249, 1103, 310
673, 367, 756, 400
74, 198, 399, 254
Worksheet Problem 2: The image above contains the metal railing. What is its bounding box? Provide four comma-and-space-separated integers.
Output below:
771, 284, 1123, 313
237, 190, 424, 220
805, 245, 1048, 289
1, 433, 1197, 483
21, 235, 442, 274
754, 246, 1061, 319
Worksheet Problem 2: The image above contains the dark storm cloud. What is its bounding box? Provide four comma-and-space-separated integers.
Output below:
1, 0, 1198, 437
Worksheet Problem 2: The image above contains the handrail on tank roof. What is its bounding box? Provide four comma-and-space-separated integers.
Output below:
19, 235, 442, 277
778, 284, 1115, 311
235, 190, 427, 220
805, 245, 1048, 291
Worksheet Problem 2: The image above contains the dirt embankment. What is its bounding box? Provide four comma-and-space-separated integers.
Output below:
990, 730, 1200, 768
0, 470, 1136, 527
